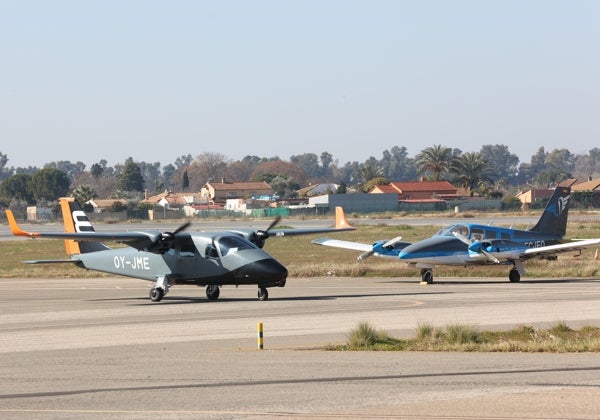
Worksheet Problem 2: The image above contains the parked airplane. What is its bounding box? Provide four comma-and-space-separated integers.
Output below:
5, 198, 354, 302
313, 186, 600, 284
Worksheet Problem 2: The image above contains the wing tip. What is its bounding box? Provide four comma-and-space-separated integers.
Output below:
335, 207, 355, 230
5, 210, 37, 237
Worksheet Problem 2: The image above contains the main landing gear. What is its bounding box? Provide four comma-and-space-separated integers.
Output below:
420, 269, 434, 284
206, 285, 220, 300
509, 268, 521, 283
258, 287, 269, 301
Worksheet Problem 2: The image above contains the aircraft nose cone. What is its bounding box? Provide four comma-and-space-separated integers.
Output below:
398, 243, 431, 260
243, 258, 288, 286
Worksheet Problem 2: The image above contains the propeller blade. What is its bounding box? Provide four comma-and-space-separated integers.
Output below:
265, 216, 282, 233
173, 221, 191, 235
452, 231, 472, 246
357, 250, 374, 260
253, 216, 282, 248
481, 249, 501, 264
382, 236, 403, 248
453, 231, 500, 263
146, 221, 191, 254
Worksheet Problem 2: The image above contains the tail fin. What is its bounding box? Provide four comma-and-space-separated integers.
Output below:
59, 197, 108, 254
529, 186, 570, 237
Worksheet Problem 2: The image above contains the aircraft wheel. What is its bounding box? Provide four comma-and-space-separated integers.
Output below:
258, 288, 269, 301
509, 269, 521, 283
149, 287, 164, 302
206, 285, 220, 300
421, 269, 434, 284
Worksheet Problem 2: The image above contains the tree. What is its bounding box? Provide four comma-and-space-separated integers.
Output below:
44, 161, 86, 180
363, 177, 389, 193
290, 153, 320, 179
71, 185, 97, 204
0, 152, 10, 181
182, 169, 190, 190
479, 144, 519, 185
117, 159, 145, 192
380, 146, 417, 181
269, 175, 300, 198
415, 145, 453, 180
250, 159, 309, 187
90, 162, 105, 178
320, 151, 334, 179
187, 152, 230, 190
29, 168, 71, 202
573, 148, 600, 180
0, 173, 34, 205
450, 152, 495, 195
354, 161, 385, 192
138, 161, 161, 193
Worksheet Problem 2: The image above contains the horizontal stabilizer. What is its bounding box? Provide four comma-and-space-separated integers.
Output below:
23, 259, 81, 264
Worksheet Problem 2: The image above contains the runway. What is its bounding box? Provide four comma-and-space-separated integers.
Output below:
1, 276, 600, 419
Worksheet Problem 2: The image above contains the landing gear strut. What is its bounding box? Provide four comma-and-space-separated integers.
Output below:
149, 276, 169, 302
509, 268, 521, 283
420, 269, 434, 284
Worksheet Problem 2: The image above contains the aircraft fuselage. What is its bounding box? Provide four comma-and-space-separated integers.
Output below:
398, 223, 562, 266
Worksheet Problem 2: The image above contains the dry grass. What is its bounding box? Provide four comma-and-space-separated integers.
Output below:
2, 215, 600, 280
330, 321, 600, 352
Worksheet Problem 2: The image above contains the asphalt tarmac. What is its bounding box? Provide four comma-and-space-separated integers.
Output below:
1, 276, 600, 419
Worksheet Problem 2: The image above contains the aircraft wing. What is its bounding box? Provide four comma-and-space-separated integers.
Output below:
312, 237, 411, 260
311, 238, 373, 252
519, 238, 600, 260
271, 206, 356, 236
269, 226, 356, 237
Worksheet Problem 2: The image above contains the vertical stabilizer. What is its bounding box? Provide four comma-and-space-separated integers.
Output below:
529, 186, 571, 237
59, 198, 108, 254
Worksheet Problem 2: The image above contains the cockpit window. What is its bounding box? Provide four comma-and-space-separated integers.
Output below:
436, 224, 469, 237
216, 235, 258, 257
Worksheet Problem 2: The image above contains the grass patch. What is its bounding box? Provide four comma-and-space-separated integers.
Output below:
328, 321, 600, 352
2, 215, 600, 279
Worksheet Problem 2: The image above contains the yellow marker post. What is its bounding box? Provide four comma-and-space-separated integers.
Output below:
257, 322, 264, 350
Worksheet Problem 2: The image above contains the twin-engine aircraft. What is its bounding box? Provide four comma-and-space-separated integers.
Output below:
314, 186, 600, 284
6, 198, 354, 302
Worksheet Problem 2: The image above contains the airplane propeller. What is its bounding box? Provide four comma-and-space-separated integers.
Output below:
452, 231, 501, 264
146, 221, 191, 253
250, 216, 281, 248
358, 236, 404, 261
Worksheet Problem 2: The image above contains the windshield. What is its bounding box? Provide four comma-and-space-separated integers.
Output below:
435, 224, 469, 238
216, 235, 259, 257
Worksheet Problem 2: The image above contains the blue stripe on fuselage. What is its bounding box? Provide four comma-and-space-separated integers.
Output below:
398, 237, 465, 260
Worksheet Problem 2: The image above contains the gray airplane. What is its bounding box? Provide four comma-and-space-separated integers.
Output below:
6, 198, 354, 302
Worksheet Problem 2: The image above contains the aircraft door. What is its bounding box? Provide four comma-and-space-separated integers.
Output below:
192, 236, 222, 265
173, 237, 201, 273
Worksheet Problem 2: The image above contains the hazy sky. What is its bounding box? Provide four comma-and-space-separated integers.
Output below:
1, 1, 599, 169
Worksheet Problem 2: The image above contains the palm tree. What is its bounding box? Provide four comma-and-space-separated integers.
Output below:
415, 145, 453, 180
354, 162, 385, 192
450, 152, 495, 195
71, 185, 97, 204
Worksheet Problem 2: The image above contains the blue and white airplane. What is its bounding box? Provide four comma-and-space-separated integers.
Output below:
313, 186, 600, 283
